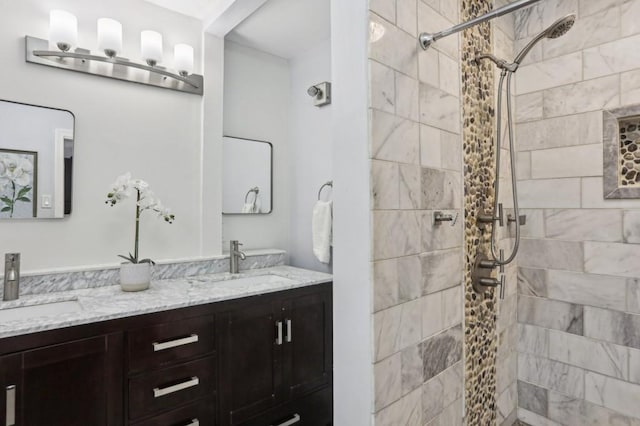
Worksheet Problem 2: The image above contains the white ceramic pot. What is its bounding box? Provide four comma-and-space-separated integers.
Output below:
119, 262, 151, 292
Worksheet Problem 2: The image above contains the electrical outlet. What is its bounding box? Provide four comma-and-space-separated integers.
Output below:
313, 82, 331, 107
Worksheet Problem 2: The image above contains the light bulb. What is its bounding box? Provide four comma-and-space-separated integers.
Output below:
141, 30, 163, 66
49, 10, 78, 52
97, 18, 122, 58
174, 44, 194, 77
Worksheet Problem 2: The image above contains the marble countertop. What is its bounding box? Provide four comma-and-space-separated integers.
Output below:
0, 266, 332, 339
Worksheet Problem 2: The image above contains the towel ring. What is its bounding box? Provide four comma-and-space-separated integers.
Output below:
317, 181, 333, 200
245, 187, 259, 203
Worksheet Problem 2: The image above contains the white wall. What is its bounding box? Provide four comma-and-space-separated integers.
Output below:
330, 0, 373, 423
288, 38, 332, 273
222, 41, 290, 252
0, 0, 210, 274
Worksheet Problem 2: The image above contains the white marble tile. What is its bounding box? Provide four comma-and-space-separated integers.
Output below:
622, 68, 640, 106
438, 0, 458, 23
372, 160, 400, 210
518, 238, 584, 271
545, 209, 623, 242
518, 352, 585, 398
398, 255, 422, 304
497, 349, 517, 396
369, 12, 418, 78
517, 151, 532, 180
420, 124, 442, 168
548, 331, 628, 379
425, 397, 463, 426
420, 210, 462, 252
401, 343, 423, 395
518, 295, 584, 335
440, 131, 461, 171
370, 60, 396, 113
517, 381, 548, 418
517, 408, 562, 426
622, 0, 640, 37
417, 1, 458, 60
396, 72, 420, 121
581, 177, 640, 209
579, 0, 620, 17
442, 285, 461, 329
543, 75, 619, 118
421, 167, 462, 209
514, 4, 543, 40
518, 267, 547, 297
546, 269, 627, 311
370, 0, 396, 24
584, 34, 640, 80
513, 209, 544, 238
396, 0, 417, 36
374, 387, 422, 426
371, 109, 420, 164
422, 291, 444, 338
623, 210, 640, 243
420, 325, 463, 381
418, 46, 440, 87
497, 382, 518, 424
516, 52, 582, 95
420, 248, 462, 294
531, 144, 603, 179
629, 279, 640, 314
514, 35, 543, 66
542, 7, 621, 60
399, 164, 421, 209
375, 352, 402, 410
374, 298, 423, 361
585, 372, 640, 419
515, 111, 603, 151
498, 293, 517, 335
422, 368, 445, 423
548, 389, 640, 426
518, 179, 581, 208
516, 92, 544, 122
518, 324, 549, 357
493, 26, 514, 61
584, 306, 640, 349
493, 0, 515, 40
373, 211, 421, 260
374, 259, 399, 312
585, 241, 640, 278
438, 52, 459, 96
419, 82, 461, 133
630, 347, 640, 384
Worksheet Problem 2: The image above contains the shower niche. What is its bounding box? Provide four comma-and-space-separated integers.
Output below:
604, 105, 640, 198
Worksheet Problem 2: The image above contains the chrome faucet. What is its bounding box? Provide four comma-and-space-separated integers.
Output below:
230, 240, 246, 274
3, 253, 20, 301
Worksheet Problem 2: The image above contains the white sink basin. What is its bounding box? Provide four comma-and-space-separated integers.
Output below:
0, 300, 83, 322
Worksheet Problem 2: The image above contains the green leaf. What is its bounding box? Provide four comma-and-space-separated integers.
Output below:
0, 196, 12, 204
1, 207, 10, 212
117, 254, 136, 263
16, 197, 30, 202
17, 186, 31, 197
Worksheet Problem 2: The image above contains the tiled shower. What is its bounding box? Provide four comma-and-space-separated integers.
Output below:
369, 0, 640, 425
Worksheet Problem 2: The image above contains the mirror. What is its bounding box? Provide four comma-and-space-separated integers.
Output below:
222, 136, 272, 214
0, 100, 74, 219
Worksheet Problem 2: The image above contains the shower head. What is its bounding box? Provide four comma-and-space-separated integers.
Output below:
513, 14, 575, 64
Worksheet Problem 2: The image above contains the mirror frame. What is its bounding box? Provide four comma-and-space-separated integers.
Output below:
0, 98, 76, 218
222, 135, 274, 215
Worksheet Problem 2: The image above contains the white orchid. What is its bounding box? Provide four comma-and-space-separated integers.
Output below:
0, 154, 34, 218
105, 173, 175, 264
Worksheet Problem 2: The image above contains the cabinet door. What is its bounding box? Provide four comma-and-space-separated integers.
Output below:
218, 300, 283, 425
283, 290, 332, 399
1, 333, 124, 426
0, 354, 22, 426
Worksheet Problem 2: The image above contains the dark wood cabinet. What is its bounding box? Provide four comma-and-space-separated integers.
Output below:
0, 282, 332, 426
0, 333, 123, 426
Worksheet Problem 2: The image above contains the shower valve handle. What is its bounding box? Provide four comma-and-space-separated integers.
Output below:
477, 203, 505, 227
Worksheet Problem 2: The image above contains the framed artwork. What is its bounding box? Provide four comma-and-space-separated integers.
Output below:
0, 148, 38, 218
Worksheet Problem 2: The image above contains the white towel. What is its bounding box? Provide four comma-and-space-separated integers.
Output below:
241, 203, 254, 213
312, 200, 333, 264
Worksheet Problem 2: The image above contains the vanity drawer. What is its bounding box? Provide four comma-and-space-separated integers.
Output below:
129, 356, 216, 420
132, 397, 215, 426
239, 387, 332, 426
128, 315, 215, 373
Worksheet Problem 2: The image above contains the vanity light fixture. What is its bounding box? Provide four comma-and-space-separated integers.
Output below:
25, 10, 203, 95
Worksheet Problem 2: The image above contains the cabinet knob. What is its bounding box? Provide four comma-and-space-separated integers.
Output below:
5, 385, 15, 426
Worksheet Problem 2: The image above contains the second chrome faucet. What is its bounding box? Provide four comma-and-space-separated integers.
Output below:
230, 240, 246, 274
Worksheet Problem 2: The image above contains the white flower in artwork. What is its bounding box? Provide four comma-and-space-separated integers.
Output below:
0, 155, 33, 188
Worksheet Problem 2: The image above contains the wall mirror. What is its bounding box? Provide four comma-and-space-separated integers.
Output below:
0, 100, 74, 219
222, 136, 272, 214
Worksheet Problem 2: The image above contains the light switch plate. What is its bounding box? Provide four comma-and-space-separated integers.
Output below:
42, 195, 52, 208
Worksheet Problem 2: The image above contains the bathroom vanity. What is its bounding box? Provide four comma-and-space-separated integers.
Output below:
0, 267, 332, 426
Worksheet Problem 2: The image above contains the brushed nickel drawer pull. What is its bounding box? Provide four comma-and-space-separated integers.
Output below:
275, 321, 283, 345
152, 334, 199, 352
184, 419, 199, 426
153, 376, 199, 398
285, 319, 292, 343
5, 385, 15, 426
272, 413, 300, 426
